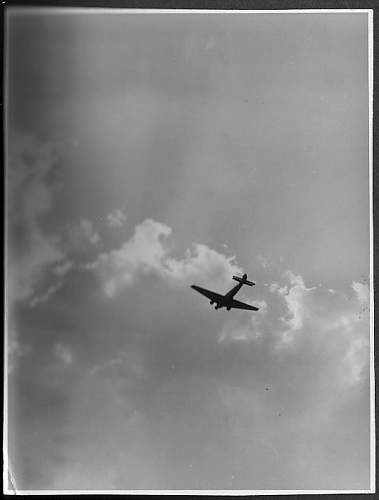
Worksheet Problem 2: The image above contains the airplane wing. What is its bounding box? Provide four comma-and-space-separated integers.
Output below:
191, 285, 223, 303
228, 298, 259, 311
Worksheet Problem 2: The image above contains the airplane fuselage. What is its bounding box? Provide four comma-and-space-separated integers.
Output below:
213, 282, 244, 309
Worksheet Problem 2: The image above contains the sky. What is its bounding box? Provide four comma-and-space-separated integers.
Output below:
6, 9, 372, 492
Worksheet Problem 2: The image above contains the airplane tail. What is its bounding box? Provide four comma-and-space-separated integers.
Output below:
232, 274, 255, 286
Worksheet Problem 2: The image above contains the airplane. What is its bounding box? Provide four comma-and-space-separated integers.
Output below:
191, 274, 259, 311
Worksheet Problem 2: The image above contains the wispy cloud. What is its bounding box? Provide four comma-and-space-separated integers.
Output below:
65, 218, 101, 253
257, 255, 270, 269
52, 260, 73, 277
6, 133, 66, 302
279, 271, 317, 341
8, 336, 31, 374
54, 343, 73, 365
352, 281, 369, 304
106, 209, 127, 228
28, 281, 64, 308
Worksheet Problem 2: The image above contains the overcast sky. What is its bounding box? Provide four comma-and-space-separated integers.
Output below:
6, 9, 372, 492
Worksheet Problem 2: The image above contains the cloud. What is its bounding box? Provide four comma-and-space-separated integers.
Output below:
8, 336, 31, 374
218, 317, 263, 345
220, 270, 370, 395
54, 343, 73, 365
65, 218, 101, 253
343, 337, 369, 386
165, 243, 242, 288
89, 218, 242, 297
106, 209, 127, 228
87, 218, 171, 296
9, 249, 371, 489
6, 12, 371, 491
88, 350, 147, 380
269, 282, 288, 295
352, 281, 369, 304
278, 271, 317, 342
6, 133, 65, 303
257, 255, 270, 269
6, 207, 371, 490
86, 220, 370, 393
267, 272, 370, 387
28, 281, 64, 308
52, 260, 73, 277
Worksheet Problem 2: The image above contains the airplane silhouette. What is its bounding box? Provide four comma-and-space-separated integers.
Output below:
191, 274, 259, 311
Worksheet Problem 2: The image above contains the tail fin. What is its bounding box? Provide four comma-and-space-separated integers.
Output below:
232, 275, 255, 286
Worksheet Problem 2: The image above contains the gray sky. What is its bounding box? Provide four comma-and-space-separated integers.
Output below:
6, 10, 371, 491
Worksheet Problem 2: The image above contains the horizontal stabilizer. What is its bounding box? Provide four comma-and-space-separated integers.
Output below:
232, 275, 255, 286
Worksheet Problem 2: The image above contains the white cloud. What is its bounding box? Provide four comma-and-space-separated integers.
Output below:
82, 220, 100, 245
269, 270, 370, 386
66, 218, 101, 251
89, 350, 147, 380
28, 281, 64, 308
107, 209, 127, 228
216, 294, 268, 345
87, 219, 171, 296
165, 243, 242, 288
89, 218, 242, 297
269, 282, 288, 296
54, 343, 73, 365
280, 271, 316, 334
342, 337, 369, 386
53, 260, 73, 277
8, 337, 31, 374
218, 307, 267, 344
257, 255, 270, 269
352, 281, 369, 304
253, 299, 268, 314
